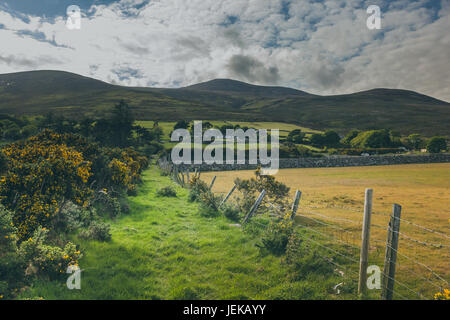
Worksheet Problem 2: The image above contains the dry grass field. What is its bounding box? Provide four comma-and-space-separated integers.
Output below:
201, 163, 450, 299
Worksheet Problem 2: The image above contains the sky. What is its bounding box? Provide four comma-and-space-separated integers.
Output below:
0, 0, 449, 101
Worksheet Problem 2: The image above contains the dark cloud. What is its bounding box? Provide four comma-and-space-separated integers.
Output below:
223, 28, 246, 48
227, 54, 280, 84
175, 36, 210, 54
119, 41, 150, 56
0, 54, 62, 68
312, 64, 345, 89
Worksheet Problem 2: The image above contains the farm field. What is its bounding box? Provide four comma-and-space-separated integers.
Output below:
200, 163, 450, 299
136, 121, 322, 139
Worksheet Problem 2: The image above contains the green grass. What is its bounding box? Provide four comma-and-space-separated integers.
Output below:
19, 166, 346, 300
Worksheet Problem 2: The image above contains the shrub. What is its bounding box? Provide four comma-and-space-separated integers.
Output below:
0, 135, 93, 239
198, 202, 220, 218
220, 203, 241, 221
18, 227, 82, 280
188, 176, 209, 202
427, 137, 447, 153
94, 190, 121, 219
0, 205, 27, 299
234, 167, 290, 216
156, 186, 177, 197
284, 244, 334, 281
258, 214, 294, 255
53, 202, 97, 234
79, 221, 111, 242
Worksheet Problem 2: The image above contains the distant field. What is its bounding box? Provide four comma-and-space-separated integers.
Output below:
136, 121, 322, 138
200, 163, 450, 298
136, 121, 323, 151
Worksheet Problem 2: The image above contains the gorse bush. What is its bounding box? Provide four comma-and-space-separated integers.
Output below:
0, 205, 27, 299
156, 186, 177, 197
79, 221, 111, 242
0, 130, 148, 240
0, 125, 148, 298
235, 167, 290, 216
258, 213, 294, 255
284, 236, 333, 281
220, 203, 241, 221
188, 176, 209, 202
18, 227, 81, 280
198, 201, 220, 218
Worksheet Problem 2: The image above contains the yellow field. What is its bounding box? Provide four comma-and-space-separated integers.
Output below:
201, 163, 450, 299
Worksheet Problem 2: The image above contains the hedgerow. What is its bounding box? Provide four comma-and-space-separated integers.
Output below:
0, 128, 149, 299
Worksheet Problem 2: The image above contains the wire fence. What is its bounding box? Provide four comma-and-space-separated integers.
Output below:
255, 195, 449, 300
160, 162, 450, 300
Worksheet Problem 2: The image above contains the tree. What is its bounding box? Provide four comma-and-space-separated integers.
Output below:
405, 134, 423, 150
310, 133, 325, 147
110, 100, 134, 147
427, 137, 447, 153
287, 129, 305, 144
323, 130, 340, 147
173, 120, 190, 130
342, 130, 360, 145
350, 129, 392, 148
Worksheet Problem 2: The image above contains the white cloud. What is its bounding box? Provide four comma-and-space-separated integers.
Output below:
0, 0, 448, 101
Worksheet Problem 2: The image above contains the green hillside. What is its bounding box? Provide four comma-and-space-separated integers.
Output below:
0, 70, 449, 136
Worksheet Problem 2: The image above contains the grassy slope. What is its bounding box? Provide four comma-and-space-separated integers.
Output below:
20, 166, 344, 300
1, 71, 449, 136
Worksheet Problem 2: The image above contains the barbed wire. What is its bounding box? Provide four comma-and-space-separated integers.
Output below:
395, 261, 445, 291
393, 216, 450, 240
294, 230, 359, 264
372, 239, 449, 286
301, 209, 363, 225
381, 264, 428, 300
392, 230, 450, 248
296, 221, 361, 252
303, 203, 449, 242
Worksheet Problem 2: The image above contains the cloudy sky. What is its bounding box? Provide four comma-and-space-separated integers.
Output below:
0, 0, 449, 101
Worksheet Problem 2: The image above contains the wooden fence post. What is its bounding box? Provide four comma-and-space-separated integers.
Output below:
381, 204, 402, 300
243, 190, 266, 224
358, 188, 373, 295
209, 176, 216, 190
221, 184, 237, 206
291, 190, 302, 219
186, 170, 190, 188
181, 171, 186, 187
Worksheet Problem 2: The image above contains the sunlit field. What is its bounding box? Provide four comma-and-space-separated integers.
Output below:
200, 163, 450, 298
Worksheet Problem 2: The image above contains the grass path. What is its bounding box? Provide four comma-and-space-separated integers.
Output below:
20, 166, 338, 300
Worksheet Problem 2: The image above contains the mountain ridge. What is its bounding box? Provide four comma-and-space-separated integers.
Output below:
0, 70, 449, 136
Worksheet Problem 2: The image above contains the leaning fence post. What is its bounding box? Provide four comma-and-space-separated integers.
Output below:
243, 190, 266, 224
291, 190, 302, 219
358, 188, 373, 295
181, 171, 186, 187
381, 204, 402, 300
221, 184, 237, 206
209, 176, 216, 190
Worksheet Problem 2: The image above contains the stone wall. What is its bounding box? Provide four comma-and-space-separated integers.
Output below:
160, 153, 450, 172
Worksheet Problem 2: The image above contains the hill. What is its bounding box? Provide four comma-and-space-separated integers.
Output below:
0, 70, 449, 136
